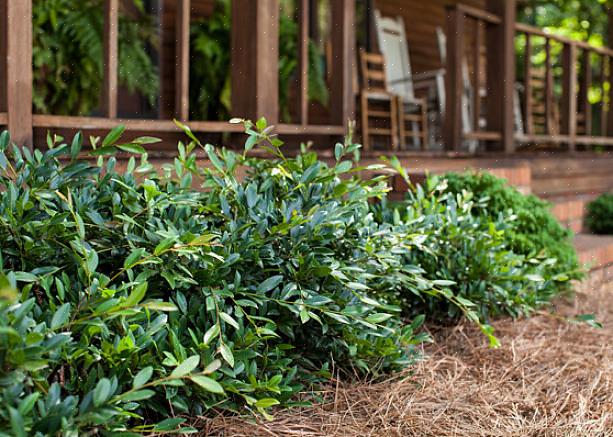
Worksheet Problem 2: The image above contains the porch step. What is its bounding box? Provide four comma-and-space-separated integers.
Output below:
574, 234, 613, 291
528, 155, 613, 199
550, 197, 593, 233
574, 234, 613, 270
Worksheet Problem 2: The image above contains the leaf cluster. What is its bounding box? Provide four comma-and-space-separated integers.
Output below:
441, 171, 583, 285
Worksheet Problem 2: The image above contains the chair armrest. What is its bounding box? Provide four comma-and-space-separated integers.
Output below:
413, 68, 445, 82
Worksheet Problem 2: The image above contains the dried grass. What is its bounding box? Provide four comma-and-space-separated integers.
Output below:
198, 282, 613, 437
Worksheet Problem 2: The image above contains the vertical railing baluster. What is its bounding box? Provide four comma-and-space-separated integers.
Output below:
600, 55, 607, 137
608, 56, 613, 137
599, 55, 609, 137
297, 0, 309, 125
561, 42, 577, 151
544, 37, 554, 135
580, 49, 592, 136
444, 5, 464, 150
5, 0, 33, 146
523, 32, 533, 135
175, 0, 190, 121
330, 0, 355, 129
473, 19, 483, 132
103, 0, 118, 118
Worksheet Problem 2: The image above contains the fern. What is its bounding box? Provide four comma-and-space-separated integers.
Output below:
33, 0, 159, 115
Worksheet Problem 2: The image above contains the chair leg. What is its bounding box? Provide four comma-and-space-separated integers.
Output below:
421, 100, 429, 150
361, 94, 370, 152
396, 96, 405, 150
391, 96, 399, 151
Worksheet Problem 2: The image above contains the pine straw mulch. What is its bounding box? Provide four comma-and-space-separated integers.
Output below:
198, 282, 613, 437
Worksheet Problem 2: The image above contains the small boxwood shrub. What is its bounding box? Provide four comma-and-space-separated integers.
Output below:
586, 193, 613, 234
441, 171, 583, 283
373, 172, 571, 324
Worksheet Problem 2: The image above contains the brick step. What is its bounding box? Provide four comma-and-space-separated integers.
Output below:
528, 155, 613, 177
574, 234, 613, 290
550, 198, 592, 233
574, 234, 613, 271
532, 173, 613, 198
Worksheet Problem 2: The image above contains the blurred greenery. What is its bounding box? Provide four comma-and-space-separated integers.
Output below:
518, 0, 610, 46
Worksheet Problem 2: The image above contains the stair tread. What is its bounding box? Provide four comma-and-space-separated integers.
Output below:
574, 234, 613, 269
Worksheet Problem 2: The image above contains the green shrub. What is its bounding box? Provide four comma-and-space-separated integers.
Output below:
441, 172, 583, 282
586, 193, 613, 234
0, 124, 577, 435
373, 174, 571, 324
0, 124, 440, 434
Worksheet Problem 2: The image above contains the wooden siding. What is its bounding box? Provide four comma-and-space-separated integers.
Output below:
375, 0, 486, 73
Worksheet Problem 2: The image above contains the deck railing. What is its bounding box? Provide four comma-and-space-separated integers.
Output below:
0, 0, 355, 148
445, 2, 613, 153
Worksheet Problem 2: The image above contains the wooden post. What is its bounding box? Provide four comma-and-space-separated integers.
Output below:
330, 0, 355, 129
175, 0, 190, 121
561, 43, 577, 151
297, 0, 309, 125
606, 7, 613, 136
103, 0, 118, 119
601, 55, 609, 137
473, 20, 483, 132
5, 0, 32, 146
579, 49, 592, 136
485, 0, 516, 153
523, 33, 533, 135
544, 38, 554, 135
231, 0, 279, 124
443, 5, 464, 150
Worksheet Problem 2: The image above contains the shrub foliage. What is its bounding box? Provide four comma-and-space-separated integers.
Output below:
441, 172, 583, 282
586, 193, 613, 235
0, 124, 578, 435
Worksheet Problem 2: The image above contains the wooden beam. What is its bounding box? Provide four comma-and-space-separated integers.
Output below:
580, 49, 592, 136
609, 56, 613, 137
231, 0, 279, 123
103, 0, 118, 118
297, 0, 309, 125
0, 0, 6, 114
486, 0, 516, 153
544, 38, 554, 136
473, 20, 483, 132
561, 43, 577, 151
330, 0, 356, 129
444, 5, 464, 151
175, 0, 190, 121
523, 33, 534, 135
601, 55, 608, 137
5, 0, 32, 146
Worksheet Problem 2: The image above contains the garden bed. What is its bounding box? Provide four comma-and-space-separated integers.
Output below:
203, 282, 613, 437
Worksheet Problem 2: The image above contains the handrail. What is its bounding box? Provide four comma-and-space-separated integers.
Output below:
456, 4, 501, 25
515, 22, 613, 57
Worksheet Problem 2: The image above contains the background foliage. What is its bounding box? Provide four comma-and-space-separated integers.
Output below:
33, 0, 159, 116
586, 193, 613, 234
189, 0, 329, 121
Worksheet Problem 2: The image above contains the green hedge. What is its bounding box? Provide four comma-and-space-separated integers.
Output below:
0, 123, 579, 435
